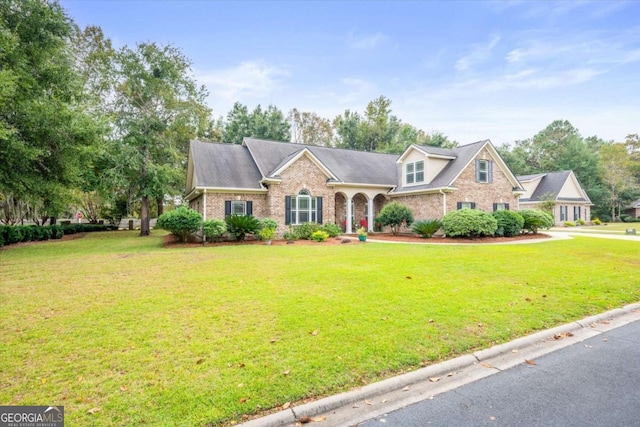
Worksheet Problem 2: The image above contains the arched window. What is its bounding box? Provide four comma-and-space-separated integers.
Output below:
286, 190, 323, 225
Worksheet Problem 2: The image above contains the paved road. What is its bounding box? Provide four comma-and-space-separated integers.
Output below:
361, 318, 640, 427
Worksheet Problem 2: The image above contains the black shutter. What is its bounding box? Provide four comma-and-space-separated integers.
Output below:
316, 197, 323, 224
224, 200, 231, 217
285, 196, 292, 225
246, 201, 253, 216
471, 202, 476, 209
457, 202, 462, 210
505, 203, 510, 211
493, 203, 497, 212
475, 160, 480, 182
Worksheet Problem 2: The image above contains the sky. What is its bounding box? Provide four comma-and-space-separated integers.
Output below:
59, 0, 640, 146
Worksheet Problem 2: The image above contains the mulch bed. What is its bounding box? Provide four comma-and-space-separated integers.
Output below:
163, 232, 551, 248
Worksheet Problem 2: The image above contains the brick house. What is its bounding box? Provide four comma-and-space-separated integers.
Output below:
517, 171, 592, 225
186, 137, 526, 234
625, 199, 640, 219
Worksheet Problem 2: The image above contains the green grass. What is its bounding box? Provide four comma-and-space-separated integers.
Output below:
554, 222, 640, 234
1, 231, 639, 426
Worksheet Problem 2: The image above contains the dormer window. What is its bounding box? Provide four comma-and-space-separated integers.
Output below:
406, 160, 425, 185
476, 159, 493, 183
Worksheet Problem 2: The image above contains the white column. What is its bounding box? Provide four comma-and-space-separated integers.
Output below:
367, 197, 374, 232
202, 190, 207, 221
346, 196, 353, 234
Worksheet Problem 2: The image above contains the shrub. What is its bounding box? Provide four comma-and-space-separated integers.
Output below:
311, 230, 329, 242
32, 226, 52, 241
593, 218, 602, 225
283, 229, 298, 241
6, 226, 24, 244
258, 226, 276, 241
564, 221, 576, 227
259, 218, 278, 231
376, 202, 414, 235
49, 225, 64, 239
156, 207, 203, 243
225, 214, 260, 241
576, 218, 586, 226
20, 226, 35, 242
412, 219, 442, 238
491, 210, 524, 237
620, 214, 631, 223
442, 209, 498, 238
202, 219, 226, 242
295, 222, 322, 240
321, 223, 342, 238
519, 209, 554, 234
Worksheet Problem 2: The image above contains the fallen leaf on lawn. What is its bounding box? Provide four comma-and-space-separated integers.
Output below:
365, 399, 373, 405
196, 358, 205, 364
120, 385, 128, 392
270, 337, 279, 343
481, 362, 493, 368
477, 323, 484, 327
237, 383, 244, 388
428, 319, 434, 323
311, 416, 327, 422
402, 386, 410, 391
283, 370, 290, 376
298, 416, 312, 423
406, 276, 412, 279
239, 397, 247, 403
87, 408, 100, 414
238, 363, 245, 368
41, 378, 47, 384
525, 297, 532, 302
525, 359, 537, 365
429, 377, 440, 382
282, 401, 291, 409
311, 330, 319, 336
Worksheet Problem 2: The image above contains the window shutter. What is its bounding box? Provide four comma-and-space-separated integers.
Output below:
471, 202, 476, 209
457, 202, 462, 210
475, 160, 480, 182
246, 201, 253, 216
285, 196, 291, 225
493, 203, 497, 211
488, 161, 494, 183
316, 197, 323, 224
505, 203, 510, 210
224, 200, 231, 217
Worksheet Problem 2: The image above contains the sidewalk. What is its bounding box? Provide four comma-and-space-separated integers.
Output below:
239, 303, 640, 427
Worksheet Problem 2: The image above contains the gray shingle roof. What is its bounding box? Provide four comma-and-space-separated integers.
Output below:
517, 170, 589, 202
189, 140, 263, 189
243, 138, 399, 185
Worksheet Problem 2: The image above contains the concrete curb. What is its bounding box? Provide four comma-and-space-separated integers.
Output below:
239, 302, 640, 427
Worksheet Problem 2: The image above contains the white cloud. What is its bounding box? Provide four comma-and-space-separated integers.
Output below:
347, 31, 388, 50
455, 34, 501, 71
195, 61, 291, 102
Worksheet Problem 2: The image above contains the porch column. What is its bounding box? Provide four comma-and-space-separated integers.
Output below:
346, 196, 353, 234
367, 197, 374, 232
202, 190, 207, 221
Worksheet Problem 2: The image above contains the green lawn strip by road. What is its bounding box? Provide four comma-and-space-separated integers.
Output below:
1, 231, 639, 426
553, 223, 640, 234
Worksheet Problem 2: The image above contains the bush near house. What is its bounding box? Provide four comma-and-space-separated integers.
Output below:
311, 230, 329, 242
225, 214, 261, 241
564, 221, 576, 227
202, 219, 227, 242
156, 207, 203, 243
492, 210, 524, 237
0, 224, 66, 247
376, 202, 414, 235
294, 222, 322, 240
519, 209, 554, 234
442, 209, 498, 238
412, 219, 442, 238
321, 223, 342, 238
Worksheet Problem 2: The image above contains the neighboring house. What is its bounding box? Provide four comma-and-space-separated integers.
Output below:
626, 199, 640, 219
186, 137, 525, 234
517, 171, 592, 225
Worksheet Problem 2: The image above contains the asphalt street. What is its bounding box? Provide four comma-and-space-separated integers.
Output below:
361, 317, 640, 427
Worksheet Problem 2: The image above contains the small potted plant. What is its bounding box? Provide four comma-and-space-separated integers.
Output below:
258, 226, 276, 245
356, 227, 368, 242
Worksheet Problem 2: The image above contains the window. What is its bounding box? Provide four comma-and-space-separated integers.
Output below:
475, 160, 493, 183
406, 160, 425, 185
285, 190, 323, 225
560, 205, 567, 221
493, 203, 509, 211
224, 200, 253, 217
457, 202, 476, 209
573, 206, 581, 221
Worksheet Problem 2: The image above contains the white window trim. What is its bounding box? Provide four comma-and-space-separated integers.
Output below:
231, 200, 246, 216
291, 190, 317, 225
477, 160, 489, 183
405, 160, 425, 186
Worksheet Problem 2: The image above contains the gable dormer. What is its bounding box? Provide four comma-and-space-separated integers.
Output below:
396, 145, 455, 187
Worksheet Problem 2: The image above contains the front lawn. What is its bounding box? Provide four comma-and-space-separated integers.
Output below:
1, 231, 639, 426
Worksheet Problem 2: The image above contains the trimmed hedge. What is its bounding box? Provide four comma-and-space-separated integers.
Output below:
442, 209, 498, 238
492, 210, 524, 237
156, 207, 203, 243
0, 223, 110, 247
519, 209, 554, 234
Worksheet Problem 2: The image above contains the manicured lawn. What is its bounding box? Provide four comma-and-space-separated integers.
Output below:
554, 223, 640, 234
1, 231, 639, 426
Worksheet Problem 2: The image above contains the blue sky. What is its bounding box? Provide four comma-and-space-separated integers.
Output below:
60, 0, 639, 146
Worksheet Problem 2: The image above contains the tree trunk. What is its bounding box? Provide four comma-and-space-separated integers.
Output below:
140, 196, 150, 236
156, 197, 164, 217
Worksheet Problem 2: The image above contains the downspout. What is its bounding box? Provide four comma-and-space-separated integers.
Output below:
439, 189, 447, 217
